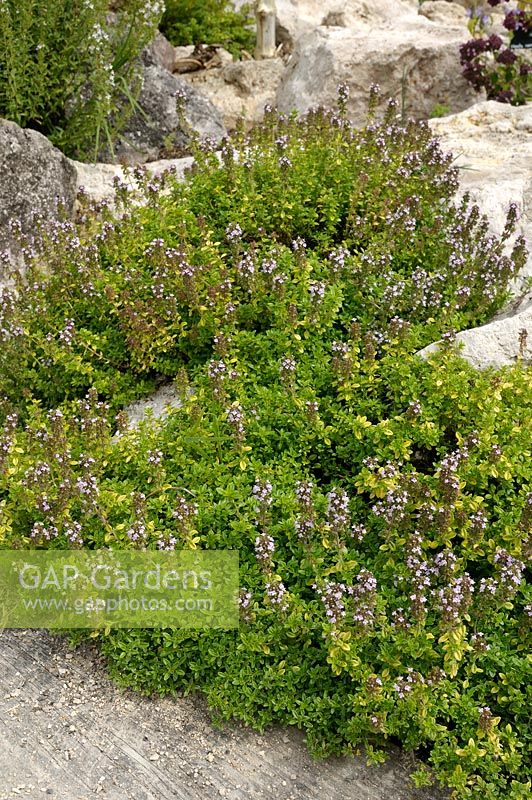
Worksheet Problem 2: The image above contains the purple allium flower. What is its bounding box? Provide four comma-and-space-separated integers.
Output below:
488, 33, 503, 50
459, 38, 489, 65
504, 9, 529, 32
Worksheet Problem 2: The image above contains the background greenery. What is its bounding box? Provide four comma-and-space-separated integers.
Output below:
0, 0, 163, 158
160, 0, 255, 58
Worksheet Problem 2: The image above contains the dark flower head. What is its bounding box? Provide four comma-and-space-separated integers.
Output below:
488, 33, 503, 50
496, 48, 518, 65
495, 89, 515, 103
504, 9, 529, 32
460, 38, 490, 65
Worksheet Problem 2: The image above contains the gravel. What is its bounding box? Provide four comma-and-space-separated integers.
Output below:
0, 629, 448, 800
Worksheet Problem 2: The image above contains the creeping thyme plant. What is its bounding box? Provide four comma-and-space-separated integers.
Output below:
0, 89, 531, 799
0, 0, 164, 158
460, 1, 532, 104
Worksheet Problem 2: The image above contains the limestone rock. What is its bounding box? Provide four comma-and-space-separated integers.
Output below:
233, 1, 419, 50
107, 64, 226, 164
418, 1, 468, 27
418, 306, 532, 369
0, 120, 77, 279
419, 101, 532, 370
181, 58, 286, 129
275, 25, 479, 124
72, 156, 194, 207
429, 101, 532, 302
118, 383, 183, 433
141, 32, 177, 73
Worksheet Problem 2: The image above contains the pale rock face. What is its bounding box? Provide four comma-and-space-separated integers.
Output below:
418, 0, 469, 27
429, 102, 532, 303
71, 157, 195, 208
275, 25, 479, 124
235, 1, 420, 48
105, 65, 226, 164
418, 307, 532, 369
0, 120, 77, 279
419, 101, 532, 370
180, 58, 286, 130
118, 384, 183, 433
141, 31, 177, 73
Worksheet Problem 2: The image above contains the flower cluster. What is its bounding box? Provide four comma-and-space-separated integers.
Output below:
331, 341, 352, 378
0, 411, 17, 472
254, 531, 275, 566
315, 581, 346, 625
351, 569, 378, 629
279, 356, 296, 386
393, 668, 425, 699
253, 478, 273, 526
326, 488, 350, 535
294, 480, 315, 542
435, 573, 475, 624
226, 403, 245, 443
460, 1, 531, 105
239, 588, 254, 622
372, 487, 409, 526
264, 579, 289, 611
